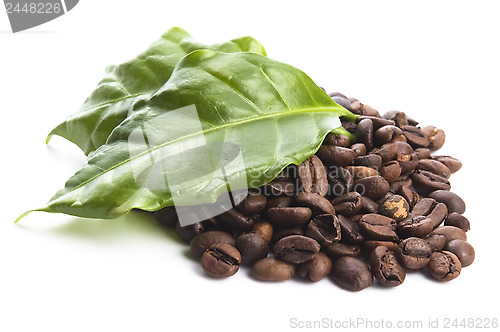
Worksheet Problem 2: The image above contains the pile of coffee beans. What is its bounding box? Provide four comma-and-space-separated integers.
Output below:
154, 92, 474, 291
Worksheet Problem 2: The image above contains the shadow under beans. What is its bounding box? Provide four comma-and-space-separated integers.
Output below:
17, 210, 185, 245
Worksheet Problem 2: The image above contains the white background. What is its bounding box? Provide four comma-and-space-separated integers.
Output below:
1, 1, 499, 331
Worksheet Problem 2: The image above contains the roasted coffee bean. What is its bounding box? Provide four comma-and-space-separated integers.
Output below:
350, 100, 363, 113
264, 179, 296, 196
401, 125, 429, 148
327, 166, 354, 196
428, 251, 461, 281
331, 192, 363, 216
316, 145, 355, 167
379, 194, 410, 222
394, 141, 414, 156
363, 240, 400, 254
294, 192, 336, 216
379, 161, 402, 184
396, 185, 420, 208
338, 215, 364, 244
218, 208, 254, 231
414, 147, 432, 160
398, 237, 432, 269
370, 246, 406, 287
350, 143, 366, 157
397, 153, 419, 175
445, 240, 475, 267
360, 196, 379, 214
360, 104, 380, 117
383, 110, 408, 127
346, 166, 379, 180
354, 176, 390, 200
358, 213, 398, 242
252, 257, 295, 281
411, 197, 439, 216
428, 190, 466, 214
154, 206, 178, 228
411, 169, 451, 195
357, 115, 395, 130
417, 159, 451, 179
353, 154, 382, 169
341, 120, 357, 133
201, 243, 241, 278
250, 220, 273, 243
176, 220, 205, 243
429, 226, 467, 244
374, 125, 403, 145
356, 118, 374, 150
372, 142, 398, 163
305, 214, 342, 246
444, 212, 470, 232
190, 231, 236, 258
323, 242, 361, 258
236, 192, 267, 215
431, 155, 462, 173
323, 133, 351, 147
271, 227, 304, 243
328, 91, 348, 98
235, 233, 269, 266
331, 95, 352, 111
331, 256, 373, 291
273, 235, 320, 264
266, 206, 312, 227
426, 234, 447, 252
297, 252, 332, 282
298, 155, 328, 196
422, 125, 445, 151
266, 196, 293, 209
398, 201, 447, 238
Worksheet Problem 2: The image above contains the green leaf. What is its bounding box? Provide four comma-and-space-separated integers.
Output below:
18, 50, 356, 222
46, 27, 267, 155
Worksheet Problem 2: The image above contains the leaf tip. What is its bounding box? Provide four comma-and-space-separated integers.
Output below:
14, 210, 33, 223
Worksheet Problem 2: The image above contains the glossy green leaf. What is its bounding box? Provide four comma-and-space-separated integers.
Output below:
46, 27, 267, 155
18, 50, 356, 222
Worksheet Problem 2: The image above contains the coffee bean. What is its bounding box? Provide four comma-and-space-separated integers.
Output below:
266, 196, 293, 209
397, 153, 419, 175
445, 240, 475, 267
363, 240, 400, 254
350, 143, 367, 157
358, 213, 398, 242
236, 192, 267, 215
201, 243, 241, 278
370, 246, 406, 287
429, 226, 467, 244
176, 220, 205, 243
374, 125, 403, 145
380, 161, 402, 184
323, 242, 362, 258
331, 256, 373, 291
235, 233, 269, 266
428, 190, 466, 214
397, 201, 447, 238
346, 166, 379, 180
417, 159, 451, 179
218, 208, 254, 231
379, 194, 410, 222
251, 220, 273, 243
271, 227, 304, 243
298, 155, 328, 196
266, 206, 312, 227
411, 169, 451, 195
414, 147, 431, 160
394, 141, 414, 156
337, 215, 364, 244
353, 154, 383, 169
428, 251, 461, 281
426, 234, 447, 251
305, 214, 342, 246
327, 166, 354, 196
252, 257, 295, 281
396, 185, 420, 208
273, 235, 321, 264
431, 155, 462, 173
373, 142, 398, 163
357, 115, 395, 130
444, 212, 470, 232
383, 110, 408, 127
317, 145, 355, 167
359, 104, 380, 117
401, 125, 429, 148
265, 179, 296, 196
331, 95, 352, 111
297, 252, 332, 282
154, 206, 178, 228
422, 126, 445, 151
354, 176, 390, 200
331, 192, 363, 216
360, 196, 379, 214
356, 118, 374, 150
294, 192, 336, 216
398, 237, 432, 269
323, 133, 351, 147
190, 231, 236, 258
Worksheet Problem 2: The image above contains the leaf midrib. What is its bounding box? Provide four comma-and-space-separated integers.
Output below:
49, 106, 343, 205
